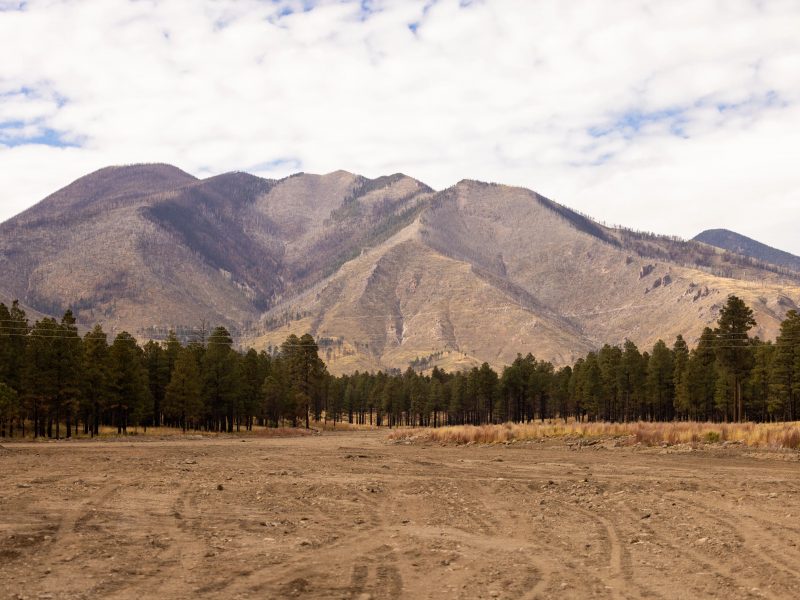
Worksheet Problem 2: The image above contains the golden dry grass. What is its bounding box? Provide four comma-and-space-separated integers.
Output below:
7, 425, 314, 441
388, 420, 800, 450
314, 421, 379, 431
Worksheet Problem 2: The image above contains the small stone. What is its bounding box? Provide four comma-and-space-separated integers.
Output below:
696, 537, 708, 545
217, 484, 224, 491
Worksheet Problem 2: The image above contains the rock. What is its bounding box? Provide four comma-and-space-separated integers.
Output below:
17, 483, 32, 488
639, 264, 655, 279
696, 537, 708, 545
217, 484, 224, 491
641, 513, 651, 519
184, 459, 196, 465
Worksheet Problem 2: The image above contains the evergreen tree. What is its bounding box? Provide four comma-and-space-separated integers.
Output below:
262, 374, 285, 427
52, 311, 83, 438
0, 301, 29, 394
23, 318, 60, 437
770, 310, 800, 420
109, 332, 151, 433
714, 295, 756, 421
0, 382, 20, 438
672, 335, 690, 418
646, 340, 674, 420
281, 334, 326, 428
163, 349, 203, 431
598, 344, 621, 421
81, 325, 110, 436
239, 348, 266, 430
143, 340, 169, 427
749, 341, 774, 422
619, 340, 645, 422
202, 327, 240, 432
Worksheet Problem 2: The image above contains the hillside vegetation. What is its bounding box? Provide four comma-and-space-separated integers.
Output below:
2, 164, 800, 374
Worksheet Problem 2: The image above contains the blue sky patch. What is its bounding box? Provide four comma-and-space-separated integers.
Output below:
588, 107, 687, 140
0, 121, 78, 148
0, 1, 27, 11
247, 157, 303, 173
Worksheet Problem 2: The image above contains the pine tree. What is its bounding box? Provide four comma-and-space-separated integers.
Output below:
280, 334, 326, 428
163, 349, 202, 431
239, 348, 265, 430
81, 325, 110, 436
770, 310, 800, 420
646, 340, 674, 421
714, 295, 756, 421
598, 345, 621, 421
0, 303, 13, 387
749, 341, 774, 421
0, 301, 29, 394
202, 327, 241, 432
54, 311, 83, 438
109, 332, 151, 434
619, 340, 645, 422
23, 318, 60, 437
143, 340, 169, 427
262, 374, 284, 427
0, 382, 20, 438
672, 335, 690, 418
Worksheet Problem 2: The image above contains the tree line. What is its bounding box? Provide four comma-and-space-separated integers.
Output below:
1, 295, 799, 438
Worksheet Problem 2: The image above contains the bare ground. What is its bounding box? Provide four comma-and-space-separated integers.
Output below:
1, 433, 799, 599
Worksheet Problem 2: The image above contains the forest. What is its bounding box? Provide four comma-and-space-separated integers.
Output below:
1, 295, 799, 439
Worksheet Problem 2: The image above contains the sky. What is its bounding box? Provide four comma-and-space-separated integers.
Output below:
1, 0, 799, 253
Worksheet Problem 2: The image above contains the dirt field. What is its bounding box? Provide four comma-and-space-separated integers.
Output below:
1, 433, 799, 599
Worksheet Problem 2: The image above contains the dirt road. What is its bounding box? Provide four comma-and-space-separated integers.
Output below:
1, 433, 799, 599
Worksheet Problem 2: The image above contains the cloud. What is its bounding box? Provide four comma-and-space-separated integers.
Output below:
1, 0, 799, 253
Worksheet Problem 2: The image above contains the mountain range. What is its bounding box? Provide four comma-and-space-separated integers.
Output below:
2, 164, 799, 374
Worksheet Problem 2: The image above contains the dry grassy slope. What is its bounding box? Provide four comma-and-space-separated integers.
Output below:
419, 181, 800, 353
252, 180, 800, 373
0, 165, 433, 337
253, 212, 598, 375
3, 164, 799, 371
0, 166, 273, 332
253, 171, 433, 297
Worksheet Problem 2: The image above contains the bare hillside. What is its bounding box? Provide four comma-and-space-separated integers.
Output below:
255, 180, 800, 373
2, 164, 799, 372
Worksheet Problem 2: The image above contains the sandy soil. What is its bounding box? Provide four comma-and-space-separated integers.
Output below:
1, 433, 799, 599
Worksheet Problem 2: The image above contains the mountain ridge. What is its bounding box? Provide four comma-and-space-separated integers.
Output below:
2, 164, 799, 374
693, 228, 800, 273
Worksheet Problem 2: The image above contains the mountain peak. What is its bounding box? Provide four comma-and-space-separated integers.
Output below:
693, 229, 800, 273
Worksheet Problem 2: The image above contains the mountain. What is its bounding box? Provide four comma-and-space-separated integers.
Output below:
693, 229, 800, 273
2, 164, 799, 374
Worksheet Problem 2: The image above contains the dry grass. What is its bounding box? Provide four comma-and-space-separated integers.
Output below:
314, 421, 379, 432
388, 420, 800, 450
2, 424, 314, 441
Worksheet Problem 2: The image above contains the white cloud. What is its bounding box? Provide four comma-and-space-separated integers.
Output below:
0, 0, 799, 253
